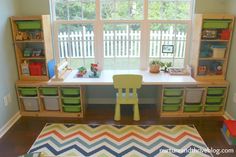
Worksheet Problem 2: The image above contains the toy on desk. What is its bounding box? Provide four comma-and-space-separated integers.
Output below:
89, 63, 100, 78
51, 59, 71, 81
77, 66, 87, 77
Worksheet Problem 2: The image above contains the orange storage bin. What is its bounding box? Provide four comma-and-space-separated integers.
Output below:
29, 62, 43, 76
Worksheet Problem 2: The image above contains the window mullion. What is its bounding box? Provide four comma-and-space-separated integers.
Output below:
94, 0, 104, 69
140, 0, 149, 70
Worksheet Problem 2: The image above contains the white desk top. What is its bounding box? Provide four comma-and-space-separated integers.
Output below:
48, 70, 197, 85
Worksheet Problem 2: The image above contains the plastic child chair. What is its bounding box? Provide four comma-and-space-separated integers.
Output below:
113, 74, 143, 121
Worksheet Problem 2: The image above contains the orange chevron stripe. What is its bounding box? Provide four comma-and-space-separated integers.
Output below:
38, 130, 202, 143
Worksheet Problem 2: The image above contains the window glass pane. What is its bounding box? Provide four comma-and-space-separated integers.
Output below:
103, 24, 141, 69
149, 23, 188, 67
148, 0, 192, 20
101, 0, 144, 20
58, 24, 95, 69
55, 0, 96, 20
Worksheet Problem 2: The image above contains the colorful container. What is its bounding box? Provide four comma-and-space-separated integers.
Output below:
40, 87, 58, 96
22, 97, 39, 111
207, 88, 225, 96
63, 105, 81, 113
203, 20, 231, 29
163, 97, 182, 104
61, 88, 80, 97
62, 97, 80, 105
204, 105, 222, 112
16, 20, 41, 30
222, 120, 236, 145
43, 97, 60, 111
162, 105, 180, 112
29, 62, 43, 76
18, 87, 37, 96
164, 88, 183, 97
184, 105, 202, 112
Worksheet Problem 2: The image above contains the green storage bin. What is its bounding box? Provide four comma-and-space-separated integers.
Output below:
206, 96, 223, 104
63, 105, 81, 113
184, 105, 202, 112
207, 88, 225, 96
205, 105, 222, 112
18, 87, 37, 96
16, 21, 41, 30
164, 88, 183, 97
62, 97, 80, 105
163, 97, 182, 104
162, 105, 180, 112
203, 20, 231, 29
40, 87, 58, 96
61, 88, 80, 96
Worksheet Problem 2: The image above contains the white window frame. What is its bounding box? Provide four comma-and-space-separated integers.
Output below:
50, 0, 194, 70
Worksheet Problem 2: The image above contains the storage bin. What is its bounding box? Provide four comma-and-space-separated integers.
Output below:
43, 96, 60, 111
162, 105, 180, 112
61, 88, 80, 97
18, 87, 37, 96
220, 29, 231, 40
206, 96, 223, 104
185, 88, 204, 104
16, 21, 41, 30
29, 62, 43, 76
207, 88, 225, 96
62, 97, 80, 105
40, 87, 58, 96
205, 105, 222, 112
63, 105, 81, 113
211, 46, 226, 58
184, 105, 202, 112
163, 97, 182, 104
164, 88, 183, 97
203, 20, 231, 29
22, 97, 39, 111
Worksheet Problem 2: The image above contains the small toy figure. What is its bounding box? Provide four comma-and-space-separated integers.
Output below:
198, 65, 207, 75
215, 65, 223, 75
22, 32, 30, 40
77, 66, 87, 77
90, 63, 99, 77
16, 31, 23, 41
35, 32, 42, 39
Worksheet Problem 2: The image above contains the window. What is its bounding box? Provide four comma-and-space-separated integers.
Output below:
51, 0, 194, 69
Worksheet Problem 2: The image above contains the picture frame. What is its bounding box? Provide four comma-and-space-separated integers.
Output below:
162, 45, 174, 53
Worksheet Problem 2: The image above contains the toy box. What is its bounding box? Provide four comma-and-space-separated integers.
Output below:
221, 120, 236, 145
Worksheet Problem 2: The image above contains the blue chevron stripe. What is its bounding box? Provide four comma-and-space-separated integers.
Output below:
33, 136, 208, 151
29, 143, 212, 157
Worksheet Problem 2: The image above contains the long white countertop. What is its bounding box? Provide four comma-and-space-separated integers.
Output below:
48, 70, 197, 85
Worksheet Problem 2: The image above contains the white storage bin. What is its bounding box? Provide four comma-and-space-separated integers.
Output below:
22, 97, 39, 111
185, 88, 204, 104
43, 96, 60, 111
212, 48, 226, 58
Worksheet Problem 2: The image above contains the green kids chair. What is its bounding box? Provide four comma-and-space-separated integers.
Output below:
113, 74, 143, 121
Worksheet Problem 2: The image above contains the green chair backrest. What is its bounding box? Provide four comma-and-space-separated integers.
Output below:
113, 74, 143, 98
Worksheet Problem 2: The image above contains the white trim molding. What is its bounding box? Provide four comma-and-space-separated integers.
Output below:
0, 112, 21, 138
223, 111, 235, 120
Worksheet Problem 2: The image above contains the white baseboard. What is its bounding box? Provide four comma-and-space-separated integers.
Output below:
223, 111, 235, 120
0, 112, 21, 138
87, 98, 156, 105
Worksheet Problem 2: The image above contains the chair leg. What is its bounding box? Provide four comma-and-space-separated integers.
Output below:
114, 103, 121, 121
133, 103, 140, 121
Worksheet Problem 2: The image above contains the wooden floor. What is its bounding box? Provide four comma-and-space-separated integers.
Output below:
0, 104, 235, 157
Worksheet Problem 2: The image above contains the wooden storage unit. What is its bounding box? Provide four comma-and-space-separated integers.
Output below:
160, 81, 228, 117
15, 81, 86, 118
191, 14, 234, 81
10, 15, 53, 81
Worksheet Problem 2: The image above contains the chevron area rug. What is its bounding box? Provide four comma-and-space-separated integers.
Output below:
28, 124, 212, 157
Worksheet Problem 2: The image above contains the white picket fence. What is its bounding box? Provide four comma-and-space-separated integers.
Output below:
58, 29, 186, 59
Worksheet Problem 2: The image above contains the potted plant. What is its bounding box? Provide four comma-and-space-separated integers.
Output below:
149, 60, 162, 73
163, 62, 172, 72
